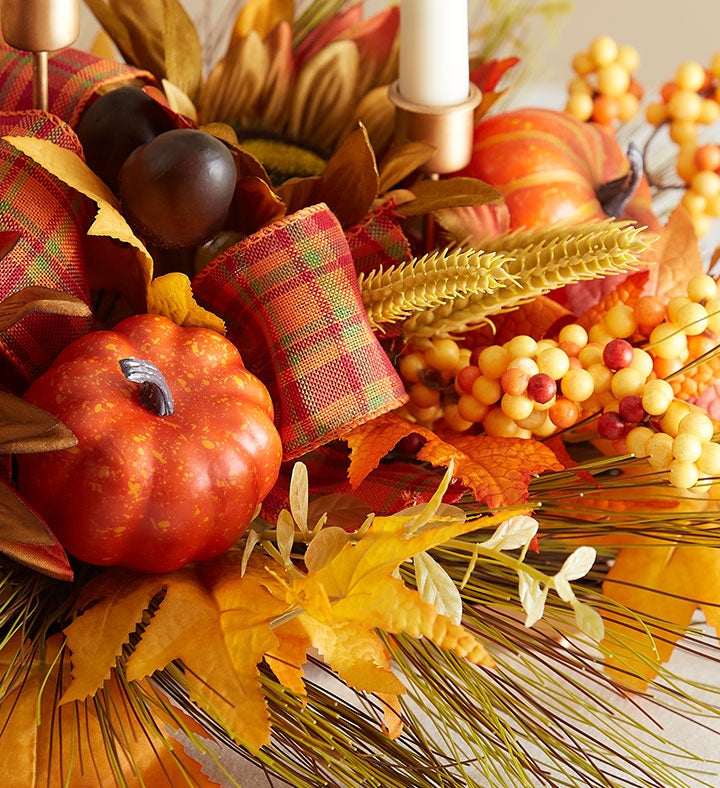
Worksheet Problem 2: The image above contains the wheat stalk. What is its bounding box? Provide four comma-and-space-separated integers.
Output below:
359, 247, 517, 331
402, 220, 655, 341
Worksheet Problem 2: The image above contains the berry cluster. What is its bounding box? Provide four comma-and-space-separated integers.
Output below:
565, 36, 643, 126
645, 55, 720, 237
398, 275, 720, 489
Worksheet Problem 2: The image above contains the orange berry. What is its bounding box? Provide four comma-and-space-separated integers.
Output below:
456, 364, 481, 393
660, 81, 679, 103
593, 94, 620, 125
549, 398, 581, 429
501, 366, 529, 396
694, 144, 720, 173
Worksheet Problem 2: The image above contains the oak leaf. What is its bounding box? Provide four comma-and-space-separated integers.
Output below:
344, 412, 563, 508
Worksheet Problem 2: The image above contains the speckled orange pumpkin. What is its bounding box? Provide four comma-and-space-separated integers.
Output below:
17, 313, 282, 572
460, 107, 660, 231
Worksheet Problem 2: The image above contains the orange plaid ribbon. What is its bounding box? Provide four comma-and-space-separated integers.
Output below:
194, 204, 408, 460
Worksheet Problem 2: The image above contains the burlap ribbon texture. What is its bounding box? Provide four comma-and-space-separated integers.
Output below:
0, 46, 410, 460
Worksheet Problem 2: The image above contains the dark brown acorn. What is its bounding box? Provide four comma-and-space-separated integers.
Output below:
118, 128, 238, 250
75, 86, 176, 192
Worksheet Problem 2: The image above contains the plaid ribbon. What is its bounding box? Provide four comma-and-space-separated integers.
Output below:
0, 111, 94, 393
346, 200, 411, 276
0, 44, 154, 125
193, 203, 408, 460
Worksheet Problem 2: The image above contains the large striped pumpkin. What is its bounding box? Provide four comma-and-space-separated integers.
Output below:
460, 107, 659, 232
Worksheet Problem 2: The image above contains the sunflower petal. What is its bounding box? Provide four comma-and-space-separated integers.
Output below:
231, 0, 294, 41
289, 40, 359, 151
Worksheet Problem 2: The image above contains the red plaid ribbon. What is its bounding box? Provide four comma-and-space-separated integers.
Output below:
346, 200, 412, 276
0, 111, 94, 393
193, 204, 408, 460
0, 44, 154, 125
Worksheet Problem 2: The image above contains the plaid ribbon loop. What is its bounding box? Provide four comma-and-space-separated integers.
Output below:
194, 204, 408, 460
0, 111, 94, 392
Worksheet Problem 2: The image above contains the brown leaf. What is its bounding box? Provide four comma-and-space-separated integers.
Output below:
85, 0, 140, 65
313, 124, 379, 228
0, 481, 73, 580
378, 141, 436, 194
0, 392, 77, 454
232, 176, 286, 234
397, 177, 502, 217
0, 286, 91, 332
0, 480, 54, 545
162, 0, 203, 101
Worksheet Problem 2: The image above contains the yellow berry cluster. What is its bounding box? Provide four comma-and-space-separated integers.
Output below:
566, 35, 643, 126
645, 55, 720, 237
398, 275, 720, 489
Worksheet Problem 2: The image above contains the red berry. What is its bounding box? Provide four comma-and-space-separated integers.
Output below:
603, 338, 634, 370
597, 411, 627, 440
527, 373, 557, 404
618, 395, 645, 423
456, 365, 481, 393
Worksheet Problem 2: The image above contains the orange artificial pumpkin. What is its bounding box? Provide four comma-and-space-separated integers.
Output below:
17, 314, 282, 573
460, 107, 660, 232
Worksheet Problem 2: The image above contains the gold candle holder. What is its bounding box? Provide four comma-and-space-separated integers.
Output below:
1, 0, 80, 110
388, 80, 482, 174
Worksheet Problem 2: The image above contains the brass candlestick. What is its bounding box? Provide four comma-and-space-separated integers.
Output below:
1, 0, 80, 110
388, 80, 482, 174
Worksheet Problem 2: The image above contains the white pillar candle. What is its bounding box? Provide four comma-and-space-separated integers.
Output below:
398, 0, 469, 107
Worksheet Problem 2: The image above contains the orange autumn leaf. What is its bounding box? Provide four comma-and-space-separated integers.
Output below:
344, 412, 562, 509
577, 269, 649, 331
653, 205, 705, 299
602, 542, 720, 690
421, 431, 564, 508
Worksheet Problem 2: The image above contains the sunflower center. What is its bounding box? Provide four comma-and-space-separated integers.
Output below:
241, 137, 327, 185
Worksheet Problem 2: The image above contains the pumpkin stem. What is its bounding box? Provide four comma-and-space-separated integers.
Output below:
597, 142, 643, 218
119, 357, 174, 417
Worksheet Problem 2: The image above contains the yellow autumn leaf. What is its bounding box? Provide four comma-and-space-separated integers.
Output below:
147, 272, 226, 332
287, 505, 501, 705
1, 633, 212, 787
3, 135, 153, 289
602, 541, 720, 690
61, 559, 296, 750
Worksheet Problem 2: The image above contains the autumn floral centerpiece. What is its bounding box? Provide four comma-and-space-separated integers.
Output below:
0, 1, 719, 786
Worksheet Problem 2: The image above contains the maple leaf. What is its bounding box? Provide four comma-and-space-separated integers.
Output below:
652, 205, 705, 299
576, 270, 649, 331
62, 558, 294, 749
468, 295, 572, 346
602, 541, 720, 690
344, 412, 562, 509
